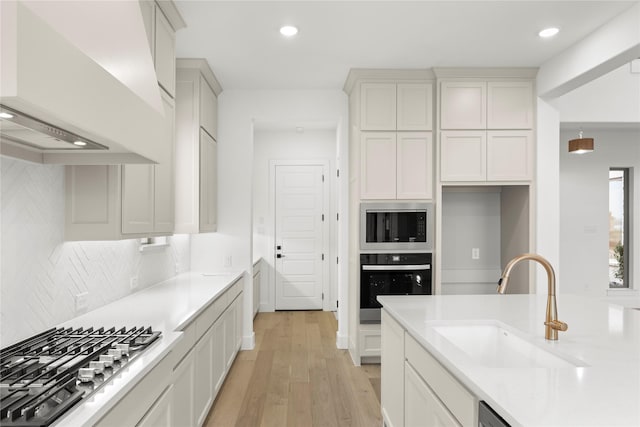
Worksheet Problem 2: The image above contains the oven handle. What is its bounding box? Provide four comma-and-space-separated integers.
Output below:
362, 264, 431, 271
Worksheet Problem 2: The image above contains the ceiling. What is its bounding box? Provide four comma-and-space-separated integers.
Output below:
174, 1, 638, 91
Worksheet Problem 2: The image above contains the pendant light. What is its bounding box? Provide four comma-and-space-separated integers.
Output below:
568, 130, 594, 154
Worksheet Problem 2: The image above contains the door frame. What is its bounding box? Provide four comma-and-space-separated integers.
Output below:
267, 159, 333, 311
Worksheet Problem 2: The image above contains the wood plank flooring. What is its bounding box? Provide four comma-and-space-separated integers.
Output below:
204, 311, 382, 427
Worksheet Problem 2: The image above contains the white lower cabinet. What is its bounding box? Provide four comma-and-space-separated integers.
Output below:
381, 311, 404, 427
137, 384, 174, 427
171, 349, 195, 427
194, 325, 216, 426
405, 362, 460, 427
381, 309, 478, 427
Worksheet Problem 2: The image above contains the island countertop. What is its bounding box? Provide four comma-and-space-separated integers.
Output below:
378, 294, 640, 426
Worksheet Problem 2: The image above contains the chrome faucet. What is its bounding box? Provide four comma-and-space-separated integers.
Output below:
498, 253, 568, 340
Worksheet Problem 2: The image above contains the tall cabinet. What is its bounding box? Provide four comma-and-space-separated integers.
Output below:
174, 59, 222, 234
344, 70, 435, 363
65, 1, 186, 240
434, 69, 536, 297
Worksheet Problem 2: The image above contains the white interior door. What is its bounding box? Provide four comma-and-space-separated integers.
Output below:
275, 164, 325, 310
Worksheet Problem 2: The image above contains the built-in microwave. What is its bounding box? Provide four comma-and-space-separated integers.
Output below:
360, 202, 434, 251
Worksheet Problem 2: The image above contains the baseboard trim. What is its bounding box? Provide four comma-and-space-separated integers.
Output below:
242, 332, 255, 350
336, 332, 348, 349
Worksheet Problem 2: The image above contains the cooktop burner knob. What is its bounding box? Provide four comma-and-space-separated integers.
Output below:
99, 354, 114, 367
78, 368, 95, 383
114, 343, 130, 356
89, 360, 105, 374
108, 349, 122, 361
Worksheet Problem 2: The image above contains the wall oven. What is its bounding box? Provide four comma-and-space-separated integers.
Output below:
360, 202, 434, 251
360, 253, 432, 323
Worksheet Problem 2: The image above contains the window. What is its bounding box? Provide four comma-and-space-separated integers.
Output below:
609, 168, 629, 288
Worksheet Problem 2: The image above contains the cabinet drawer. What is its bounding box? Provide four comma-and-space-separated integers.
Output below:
405, 334, 476, 426
227, 277, 243, 301
95, 353, 172, 427
170, 322, 196, 368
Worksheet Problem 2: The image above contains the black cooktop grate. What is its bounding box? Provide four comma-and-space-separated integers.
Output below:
0, 326, 160, 427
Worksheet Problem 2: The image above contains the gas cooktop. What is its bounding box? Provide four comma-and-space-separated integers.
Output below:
0, 326, 161, 427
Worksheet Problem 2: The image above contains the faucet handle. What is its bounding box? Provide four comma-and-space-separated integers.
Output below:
545, 320, 568, 332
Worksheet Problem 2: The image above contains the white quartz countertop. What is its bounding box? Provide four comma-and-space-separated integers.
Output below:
52, 270, 244, 426
378, 294, 640, 427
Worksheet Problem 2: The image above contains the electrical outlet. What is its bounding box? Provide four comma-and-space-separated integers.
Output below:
175, 262, 181, 274
75, 292, 89, 313
130, 276, 139, 290
472, 248, 480, 260
224, 255, 232, 268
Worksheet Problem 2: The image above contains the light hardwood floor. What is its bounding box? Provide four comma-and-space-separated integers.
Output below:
204, 311, 382, 427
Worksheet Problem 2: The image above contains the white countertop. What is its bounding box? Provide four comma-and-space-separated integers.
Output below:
53, 271, 243, 427
378, 294, 640, 427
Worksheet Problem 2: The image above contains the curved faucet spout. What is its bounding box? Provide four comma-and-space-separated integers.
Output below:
498, 253, 568, 340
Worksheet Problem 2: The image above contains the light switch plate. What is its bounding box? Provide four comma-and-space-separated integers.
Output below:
75, 292, 89, 313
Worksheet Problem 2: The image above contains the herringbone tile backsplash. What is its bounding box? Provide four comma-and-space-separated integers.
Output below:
0, 157, 190, 347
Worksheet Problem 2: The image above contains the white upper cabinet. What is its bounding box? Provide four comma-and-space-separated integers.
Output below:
361, 82, 433, 131
175, 59, 222, 234
154, 7, 176, 97
440, 81, 486, 130
441, 80, 533, 130
122, 163, 155, 235
361, 132, 433, 199
486, 130, 533, 181
397, 83, 433, 131
487, 81, 534, 129
153, 91, 176, 232
361, 132, 397, 199
361, 83, 397, 130
396, 132, 433, 200
440, 131, 487, 182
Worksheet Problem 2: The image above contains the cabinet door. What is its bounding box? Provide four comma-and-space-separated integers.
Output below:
137, 385, 173, 427
381, 311, 404, 427
199, 129, 217, 232
440, 82, 487, 130
171, 350, 195, 427
122, 164, 154, 234
235, 293, 243, 350
154, 90, 175, 233
397, 83, 433, 131
360, 132, 397, 199
65, 165, 120, 241
486, 131, 532, 181
253, 270, 260, 316
487, 81, 533, 130
396, 132, 433, 200
224, 301, 237, 371
212, 316, 226, 396
200, 77, 218, 140
440, 131, 486, 182
361, 83, 397, 130
154, 7, 175, 97
194, 327, 215, 427
405, 362, 461, 427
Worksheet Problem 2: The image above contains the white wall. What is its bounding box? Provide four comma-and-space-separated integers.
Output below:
550, 62, 640, 123
190, 89, 349, 350
252, 128, 337, 312
0, 156, 190, 347
559, 128, 640, 295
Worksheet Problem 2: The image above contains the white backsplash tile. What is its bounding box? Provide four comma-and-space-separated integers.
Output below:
0, 157, 190, 347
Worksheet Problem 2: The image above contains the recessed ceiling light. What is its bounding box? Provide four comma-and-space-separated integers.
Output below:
0, 112, 14, 119
73, 140, 87, 146
280, 26, 298, 37
538, 27, 559, 38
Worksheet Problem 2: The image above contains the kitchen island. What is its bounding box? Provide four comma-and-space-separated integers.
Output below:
378, 294, 640, 426
52, 271, 244, 427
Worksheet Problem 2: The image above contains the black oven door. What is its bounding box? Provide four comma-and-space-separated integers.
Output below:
360, 253, 432, 323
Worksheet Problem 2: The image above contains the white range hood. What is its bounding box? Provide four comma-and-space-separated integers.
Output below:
0, 1, 165, 164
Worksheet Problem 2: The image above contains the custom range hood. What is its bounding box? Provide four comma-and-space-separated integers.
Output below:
0, 1, 165, 164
